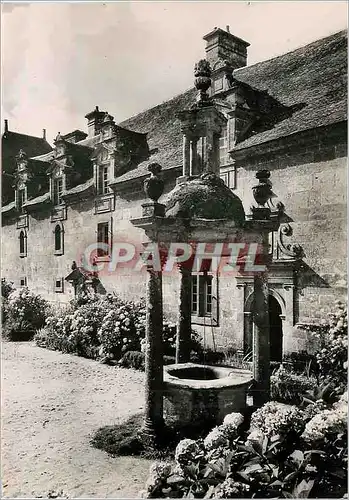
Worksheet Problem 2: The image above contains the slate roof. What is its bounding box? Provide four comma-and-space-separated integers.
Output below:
2, 29, 347, 201
233, 29, 347, 150
117, 29, 347, 181
1, 130, 53, 204
2, 131, 52, 171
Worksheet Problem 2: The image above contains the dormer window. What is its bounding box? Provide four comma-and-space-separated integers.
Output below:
18, 188, 26, 212
53, 177, 63, 206
97, 165, 109, 195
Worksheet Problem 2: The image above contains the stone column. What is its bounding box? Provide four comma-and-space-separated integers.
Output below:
190, 139, 199, 176
183, 135, 190, 176
143, 264, 164, 438
176, 264, 192, 363
252, 233, 270, 407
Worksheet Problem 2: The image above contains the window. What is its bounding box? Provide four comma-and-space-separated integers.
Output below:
97, 165, 109, 195
219, 124, 230, 167
19, 230, 27, 257
97, 222, 109, 257
54, 278, 64, 293
54, 223, 64, 255
53, 177, 63, 206
18, 188, 26, 212
20, 277, 27, 287
220, 167, 237, 190
191, 273, 214, 317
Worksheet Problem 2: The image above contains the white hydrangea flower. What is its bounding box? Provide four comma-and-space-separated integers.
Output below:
245, 429, 264, 447
301, 405, 347, 443
222, 412, 244, 431
204, 426, 229, 451
175, 438, 201, 464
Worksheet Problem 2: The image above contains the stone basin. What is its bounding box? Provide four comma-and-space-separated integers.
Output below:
163, 362, 253, 427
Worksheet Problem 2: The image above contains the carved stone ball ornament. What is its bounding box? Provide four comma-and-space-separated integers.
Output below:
252, 169, 273, 207
144, 163, 164, 202
194, 59, 212, 106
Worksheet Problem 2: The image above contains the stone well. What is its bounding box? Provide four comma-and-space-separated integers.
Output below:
163, 363, 253, 427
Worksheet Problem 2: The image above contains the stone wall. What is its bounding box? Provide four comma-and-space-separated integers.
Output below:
2, 128, 347, 354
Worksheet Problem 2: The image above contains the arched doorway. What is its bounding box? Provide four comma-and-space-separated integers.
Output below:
244, 292, 284, 362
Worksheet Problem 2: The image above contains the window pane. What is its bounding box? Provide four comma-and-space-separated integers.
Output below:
219, 125, 229, 166
20, 231, 25, 254
205, 276, 213, 315
54, 225, 61, 251
97, 222, 109, 256
191, 275, 198, 313
53, 178, 63, 205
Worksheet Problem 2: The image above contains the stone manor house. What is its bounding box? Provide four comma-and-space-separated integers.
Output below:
2, 27, 347, 360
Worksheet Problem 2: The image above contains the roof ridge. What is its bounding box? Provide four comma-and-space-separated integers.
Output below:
3, 130, 51, 143
235, 28, 347, 75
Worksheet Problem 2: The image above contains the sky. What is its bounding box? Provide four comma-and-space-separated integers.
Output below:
1, 1, 348, 143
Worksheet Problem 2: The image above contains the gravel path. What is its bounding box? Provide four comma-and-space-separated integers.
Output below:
1, 342, 151, 498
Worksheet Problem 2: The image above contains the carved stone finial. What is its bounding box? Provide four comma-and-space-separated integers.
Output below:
194, 59, 212, 106
252, 169, 273, 208
54, 132, 63, 143
144, 163, 164, 202
17, 149, 27, 160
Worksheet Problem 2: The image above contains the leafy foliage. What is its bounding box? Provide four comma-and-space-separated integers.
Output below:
3, 287, 49, 340
34, 294, 202, 362
142, 399, 347, 499
314, 302, 347, 393
270, 365, 317, 405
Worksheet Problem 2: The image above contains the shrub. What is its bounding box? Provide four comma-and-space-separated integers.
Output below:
118, 351, 177, 371
314, 302, 347, 393
119, 351, 145, 371
97, 301, 143, 360
270, 364, 317, 405
4, 287, 49, 341
35, 294, 203, 363
283, 350, 319, 377
1, 278, 15, 325
142, 397, 348, 499
34, 307, 74, 352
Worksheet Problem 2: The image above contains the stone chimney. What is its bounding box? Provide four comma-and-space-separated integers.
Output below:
84, 106, 106, 138
43, 129, 46, 140
4, 119, 8, 133
203, 27, 250, 94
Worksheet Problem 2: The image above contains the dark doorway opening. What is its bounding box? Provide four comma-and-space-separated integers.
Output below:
244, 294, 283, 362
269, 295, 283, 362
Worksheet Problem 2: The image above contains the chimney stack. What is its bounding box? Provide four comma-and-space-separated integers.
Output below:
203, 27, 249, 72
84, 106, 106, 138
43, 128, 46, 140
4, 119, 8, 133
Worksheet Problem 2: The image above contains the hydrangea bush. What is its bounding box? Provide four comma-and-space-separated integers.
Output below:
142, 398, 347, 499
314, 301, 347, 392
34, 294, 202, 362
3, 287, 49, 340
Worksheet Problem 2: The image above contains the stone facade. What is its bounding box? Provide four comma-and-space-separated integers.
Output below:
2, 28, 347, 357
